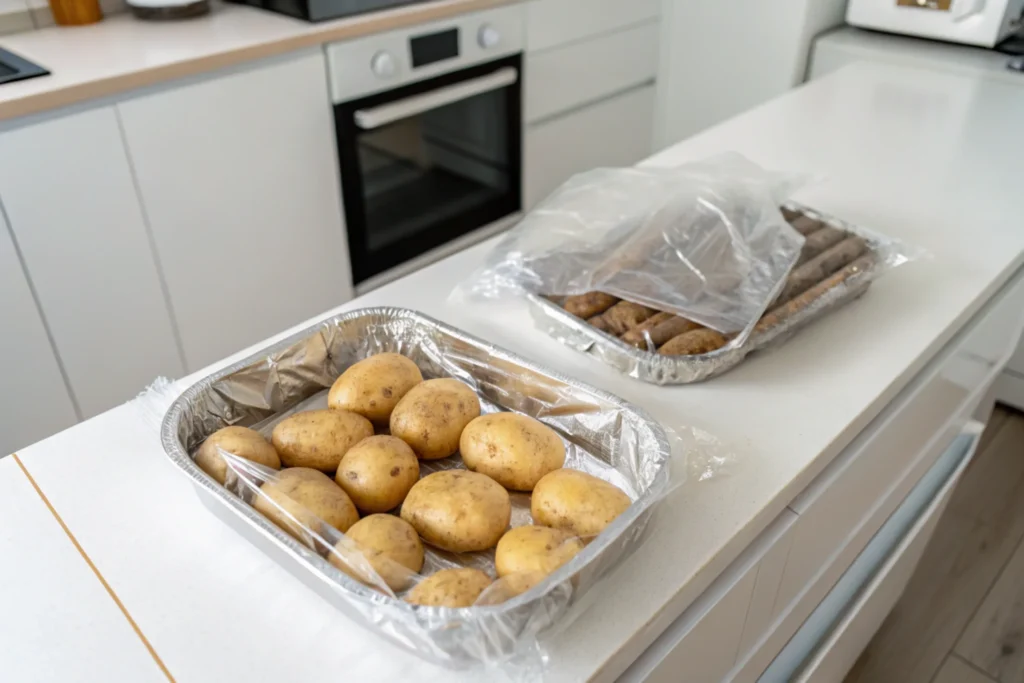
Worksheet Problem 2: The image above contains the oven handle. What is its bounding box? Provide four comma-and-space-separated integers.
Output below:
354, 67, 519, 130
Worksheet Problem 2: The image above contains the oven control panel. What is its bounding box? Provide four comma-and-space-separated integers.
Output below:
325, 5, 524, 104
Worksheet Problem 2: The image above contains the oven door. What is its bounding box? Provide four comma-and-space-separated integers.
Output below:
334, 54, 522, 285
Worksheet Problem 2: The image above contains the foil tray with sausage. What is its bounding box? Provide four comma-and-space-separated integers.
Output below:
527, 203, 892, 385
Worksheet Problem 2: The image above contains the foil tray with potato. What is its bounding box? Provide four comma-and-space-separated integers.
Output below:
160, 307, 672, 669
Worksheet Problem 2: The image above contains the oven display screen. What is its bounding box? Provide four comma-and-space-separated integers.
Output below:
410, 28, 459, 68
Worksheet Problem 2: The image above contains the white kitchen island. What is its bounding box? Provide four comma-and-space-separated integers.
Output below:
4, 60, 1024, 683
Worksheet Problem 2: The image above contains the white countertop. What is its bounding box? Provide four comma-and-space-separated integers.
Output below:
5, 61, 1024, 682
0, 0, 512, 122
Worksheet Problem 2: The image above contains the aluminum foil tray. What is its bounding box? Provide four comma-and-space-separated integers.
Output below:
527, 202, 879, 385
160, 307, 671, 666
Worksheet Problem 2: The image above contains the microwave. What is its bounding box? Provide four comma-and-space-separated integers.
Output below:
847, 0, 1024, 47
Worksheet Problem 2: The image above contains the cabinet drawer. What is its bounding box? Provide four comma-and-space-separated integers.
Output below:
620, 511, 797, 683
791, 423, 983, 682
525, 22, 659, 124
524, 84, 654, 208
525, 0, 660, 53
774, 267, 1024, 615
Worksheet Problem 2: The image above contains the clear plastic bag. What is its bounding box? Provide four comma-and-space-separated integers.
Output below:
457, 153, 809, 344
150, 308, 735, 679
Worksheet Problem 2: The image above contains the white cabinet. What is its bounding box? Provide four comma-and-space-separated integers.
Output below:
0, 107, 184, 420
117, 50, 353, 372
655, 0, 847, 147
525, 85, 655, 208
522, 1, 660, 208
0, 208, 77, 456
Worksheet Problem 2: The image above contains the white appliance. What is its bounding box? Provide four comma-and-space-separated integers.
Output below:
847, 0, 1024, 47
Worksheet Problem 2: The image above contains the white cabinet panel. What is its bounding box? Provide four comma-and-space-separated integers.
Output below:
525, 0, 660, 53
621, 511, 797, 683
793, 424, 983, 683
118, 50, 353, 372
0, 107, 184, 419
525, 21, 659, 123
0, 209, 76, 455
524, 84, 654, 208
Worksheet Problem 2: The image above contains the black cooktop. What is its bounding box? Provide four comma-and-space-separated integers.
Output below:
226, 0, 433, 23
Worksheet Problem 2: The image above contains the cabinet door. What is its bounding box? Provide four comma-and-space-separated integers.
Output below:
524, 84, 655, 208
117, 50, 353, 372
0, 107, 185, 419
0, 207, 77, 455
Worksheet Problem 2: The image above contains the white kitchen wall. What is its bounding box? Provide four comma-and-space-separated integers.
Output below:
655, 0, 848, 148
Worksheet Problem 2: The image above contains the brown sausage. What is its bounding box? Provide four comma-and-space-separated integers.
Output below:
599, 302, 658, 336
778, 236, 867, 303
658, 329, 728, 356
587, 314, 614, 333
795, 227, 847, 266
781, 207, 802, 222
628, 315, 705, 349
789, 215, 823, 236
756, 254, 876, 335
619, 312, 674, 349
563, 292, 619, 319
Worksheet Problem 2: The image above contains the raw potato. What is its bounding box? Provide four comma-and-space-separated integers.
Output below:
195, 426, 280, 484
327, 353, 423, 425
271, 409, 373, 472
405, 568, 493, 608
335, 436, 419, 513
531, 469, 632, 538
253, 468, 359, 545
476, 571, 547, 605
329, 514, 424, 591
494, 525, 584, 578
389, 378, 481, 460
459, 412, 566, 491
400, 470, 511, 552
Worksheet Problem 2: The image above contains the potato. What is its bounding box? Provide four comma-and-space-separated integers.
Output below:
476, 571, 547, 605
400, 470, 510, 552
390, 378, 481, 460
531, 469, 631, 537
335, 436, 419, 513
459, 413, 565, 491
327, 353, 423, 425
194, 426, 280, 484
329, 514, 423, 592
271, 409, 373, 472
494, 525, 584, 578
253, 468, 359, 545
405, 568, 493, 608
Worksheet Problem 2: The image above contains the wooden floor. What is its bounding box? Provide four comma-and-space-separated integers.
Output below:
844, 407, 1024, 683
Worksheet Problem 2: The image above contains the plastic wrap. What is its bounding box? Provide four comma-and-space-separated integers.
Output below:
457, 153, 809, 344
524, 200, 923, 384
155, 307, 732, 677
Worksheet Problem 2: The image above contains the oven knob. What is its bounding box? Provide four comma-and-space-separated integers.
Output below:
371, 51, 396, 79
478, 24, 500, 49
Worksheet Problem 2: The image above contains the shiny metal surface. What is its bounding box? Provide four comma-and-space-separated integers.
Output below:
527, 203, 887, 384
160, 307, 671, 667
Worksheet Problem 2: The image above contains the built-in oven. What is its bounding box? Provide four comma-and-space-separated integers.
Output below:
326, 6, 524, 289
